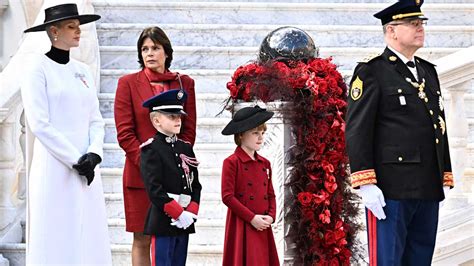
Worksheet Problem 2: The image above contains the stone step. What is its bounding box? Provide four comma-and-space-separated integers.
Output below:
99, 68, 352, 94
102, 143, 235, 169
98, 0, 474, 3
108, 218, 226, 245
98, 23, 473, 48
102, 136, 474, 169
101, 167, 222, 194
99, 92, 231, 119
103, 117, 232, 145
105, 192, 227, 220
433, 208, 474, 265
0, 243, 223, 266
93, 2, 473, 26
99, 93, 474, 143
100, 69, 237, 94
99, 46, 459, 71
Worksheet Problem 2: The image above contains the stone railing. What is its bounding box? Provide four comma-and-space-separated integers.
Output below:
435, 46, 474, 210
0, 0, 100, 263
432, 46, 474, 265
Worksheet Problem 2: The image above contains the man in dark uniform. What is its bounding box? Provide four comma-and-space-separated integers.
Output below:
345, 0, 454, 265
140, 89, 202, 266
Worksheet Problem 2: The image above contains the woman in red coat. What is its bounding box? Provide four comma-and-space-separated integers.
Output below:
220, 106, 280, 266
114, 26, 196, 266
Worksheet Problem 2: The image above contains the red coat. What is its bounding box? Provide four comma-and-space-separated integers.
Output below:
221, 146, 279, 266
114, 69, 196, 231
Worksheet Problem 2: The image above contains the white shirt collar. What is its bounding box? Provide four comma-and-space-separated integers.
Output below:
387, 46, 418, 80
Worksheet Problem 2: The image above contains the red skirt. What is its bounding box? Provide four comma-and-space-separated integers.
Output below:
123, 186, 151, 232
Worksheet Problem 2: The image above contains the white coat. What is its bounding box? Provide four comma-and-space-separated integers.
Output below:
21, 54, 112, 265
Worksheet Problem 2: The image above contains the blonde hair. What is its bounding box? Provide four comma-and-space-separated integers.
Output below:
234, 123, 267, 146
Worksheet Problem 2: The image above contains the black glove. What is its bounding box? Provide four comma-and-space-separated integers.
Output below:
73, 153, 102, 186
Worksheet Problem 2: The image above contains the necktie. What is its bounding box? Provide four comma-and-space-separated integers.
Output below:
407, 61, 416, 68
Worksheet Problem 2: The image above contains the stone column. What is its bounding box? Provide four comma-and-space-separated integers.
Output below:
0, 108, 22, 244
443, 80, 471, 210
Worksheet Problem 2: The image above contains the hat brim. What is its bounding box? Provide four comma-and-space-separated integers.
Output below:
221, 111, 274, 135
24, 14, 101, 33
156, 109, 188, 116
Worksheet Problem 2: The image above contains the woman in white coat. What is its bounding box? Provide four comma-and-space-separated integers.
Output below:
21, 3, 111, 265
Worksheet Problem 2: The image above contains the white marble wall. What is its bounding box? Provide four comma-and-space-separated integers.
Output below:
93, 2, 473, 26
97, 24, 473, 48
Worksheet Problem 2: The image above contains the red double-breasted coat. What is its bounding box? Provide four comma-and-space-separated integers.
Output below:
114, 69, 196, 232
221, 146, 279, 266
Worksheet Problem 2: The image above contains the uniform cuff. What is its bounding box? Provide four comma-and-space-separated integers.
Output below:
443, 172, 454, 187
186, 201, 199, 215
351, 169, 377, 188
164, 200, 184, 220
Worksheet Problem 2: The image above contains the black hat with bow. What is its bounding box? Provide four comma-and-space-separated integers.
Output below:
221, 105, 274, 135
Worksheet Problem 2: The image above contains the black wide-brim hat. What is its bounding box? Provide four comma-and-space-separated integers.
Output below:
222, 105, 274, 135
24, 3, 101, 33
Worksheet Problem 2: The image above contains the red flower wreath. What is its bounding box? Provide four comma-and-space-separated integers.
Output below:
226, 58, 362, 265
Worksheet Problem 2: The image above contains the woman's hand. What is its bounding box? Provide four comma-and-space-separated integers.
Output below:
250, 215, 271, 231
262, 215, 274, 224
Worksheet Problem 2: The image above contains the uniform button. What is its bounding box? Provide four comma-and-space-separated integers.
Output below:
178, 164, 181, 167
398, 156, 403, 162
436, 138, 439, 144
264, 195, 268, 200
184, 186, 187, 189
249, 196, 254, 200
244, 167, 248, 171
434, 124, 437, 129
397, 89, 402, 93
248, 182, 252, 186
175, 153, 178, 157
424, 98, 428, 103
264, 210, 269, 215
437, 91, 441, 95
238, 193, 243, 197
429, 110, 434, 115
262, 168, 266, 172
182, 175, 185, 177
172, 144, 174, 147
263, 182, 267, 186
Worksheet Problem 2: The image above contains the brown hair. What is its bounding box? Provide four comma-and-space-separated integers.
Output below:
233, 123, 267, 146
137, 26, 173, 69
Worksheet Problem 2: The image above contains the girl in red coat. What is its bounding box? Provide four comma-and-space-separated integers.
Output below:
221, 105, 280, 266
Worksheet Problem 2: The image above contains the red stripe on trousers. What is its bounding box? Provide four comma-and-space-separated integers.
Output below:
368, 210, 377, 266
151, 235, 156, 266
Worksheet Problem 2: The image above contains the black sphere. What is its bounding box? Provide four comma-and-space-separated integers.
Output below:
258, 26, 317, 63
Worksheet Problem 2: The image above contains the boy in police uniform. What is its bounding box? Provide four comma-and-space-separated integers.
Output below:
345, 0, 453, 265
140, 89, 201, 266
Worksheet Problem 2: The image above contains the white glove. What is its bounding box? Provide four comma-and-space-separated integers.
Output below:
440, 186, 451, 209
359, 184, 386, 220
170, 218, 185, 229
175, 211, 198, 229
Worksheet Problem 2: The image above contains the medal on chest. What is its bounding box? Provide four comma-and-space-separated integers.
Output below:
74, 72, 89, 88
405, 77, 427, 102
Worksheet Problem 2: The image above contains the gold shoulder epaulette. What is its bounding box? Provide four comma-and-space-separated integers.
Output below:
358, 53, 381, 63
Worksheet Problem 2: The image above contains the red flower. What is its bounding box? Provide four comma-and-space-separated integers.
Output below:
319, 209, 331, 224
325, 181, 338, 193
314, 190, 329, 204
321, 161, 335, 173
297, 192, 313, 207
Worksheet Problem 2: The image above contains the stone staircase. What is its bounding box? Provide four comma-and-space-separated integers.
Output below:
0, 0, 472, 265
93, 1, 473, 265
